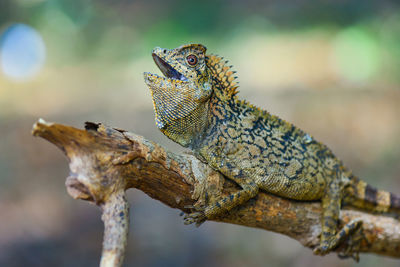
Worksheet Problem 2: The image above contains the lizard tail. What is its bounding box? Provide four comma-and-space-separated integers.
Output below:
344, 176, 400, 215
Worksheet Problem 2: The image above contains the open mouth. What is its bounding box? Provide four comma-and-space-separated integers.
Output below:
152, 53, 188, 81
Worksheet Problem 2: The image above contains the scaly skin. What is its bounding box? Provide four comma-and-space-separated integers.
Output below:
144, 44, 400, 260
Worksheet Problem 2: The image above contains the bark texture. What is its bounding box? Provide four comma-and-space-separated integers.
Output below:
32, 119, 400, 265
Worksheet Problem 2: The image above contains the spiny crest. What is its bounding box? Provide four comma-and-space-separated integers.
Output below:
206, 54, 271, 119
236, 98, 272, 120
206, 54, 239, 99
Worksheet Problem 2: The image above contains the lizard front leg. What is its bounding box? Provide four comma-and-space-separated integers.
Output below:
184, 180, 259, 225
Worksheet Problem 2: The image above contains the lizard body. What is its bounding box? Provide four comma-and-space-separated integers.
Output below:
144, 44, 400, 259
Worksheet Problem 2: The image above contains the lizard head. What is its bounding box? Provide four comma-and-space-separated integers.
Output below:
144, 44, 213, 147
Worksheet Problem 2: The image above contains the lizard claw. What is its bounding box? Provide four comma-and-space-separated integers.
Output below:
313, 245, 329, 256
338, 251, 360, 262
337, 230, 362, 262
181, 205, 207, 226
183, 211, 207, 226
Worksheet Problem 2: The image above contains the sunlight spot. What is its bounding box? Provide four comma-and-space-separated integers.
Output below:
0, 23, 46, 81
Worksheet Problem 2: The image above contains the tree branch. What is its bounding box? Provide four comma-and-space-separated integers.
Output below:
32, 119, 400, 266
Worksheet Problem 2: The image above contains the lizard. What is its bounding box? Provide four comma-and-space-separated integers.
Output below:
143, 43, 400, 259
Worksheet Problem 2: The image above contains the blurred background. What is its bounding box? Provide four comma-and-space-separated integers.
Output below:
1, 0, 400, 266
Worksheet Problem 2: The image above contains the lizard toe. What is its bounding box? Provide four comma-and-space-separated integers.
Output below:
313, 245, 329, 256
183, 212, 206, 225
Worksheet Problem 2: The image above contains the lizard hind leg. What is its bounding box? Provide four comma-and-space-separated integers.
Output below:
313, 179, 363, 259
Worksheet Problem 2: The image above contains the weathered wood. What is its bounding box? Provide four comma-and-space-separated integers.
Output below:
32, 119, 400, 266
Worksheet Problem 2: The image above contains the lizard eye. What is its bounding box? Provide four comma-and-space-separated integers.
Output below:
186, 54, 198, 66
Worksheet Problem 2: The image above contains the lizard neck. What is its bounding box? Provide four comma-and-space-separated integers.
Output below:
188, 93, 237, 163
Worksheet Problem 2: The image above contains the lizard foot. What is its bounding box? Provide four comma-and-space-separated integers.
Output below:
337, 222, 363, 262
183, 212, 206, 227
338, 250, 360, 262
313, 219, 363, 260
181, 205, 207, 226
313, 244, 360, 261
313, 245, 330, 256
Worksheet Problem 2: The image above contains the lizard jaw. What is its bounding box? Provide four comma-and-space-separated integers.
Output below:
152, 53, 188, 82
143, 72, 188, 88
